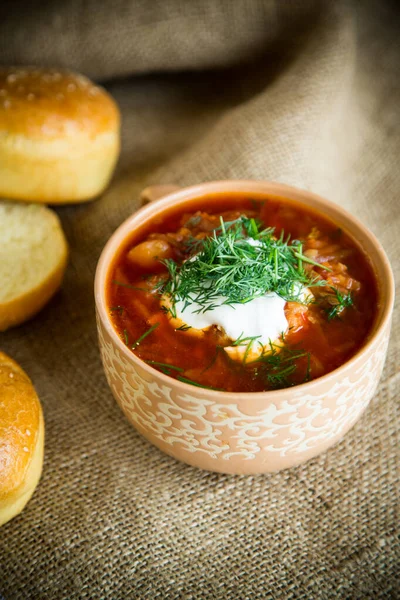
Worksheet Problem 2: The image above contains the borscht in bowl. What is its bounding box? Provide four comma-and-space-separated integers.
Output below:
107, 196, 377, 392
95, 181, 394, 474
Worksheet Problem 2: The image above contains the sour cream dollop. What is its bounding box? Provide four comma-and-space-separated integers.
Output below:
175, 293, 288, 349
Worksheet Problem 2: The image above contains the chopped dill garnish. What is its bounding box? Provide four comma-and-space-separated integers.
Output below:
177, 375, 224, 391
110, 305, 124, 315
113, 280, 146, 292
247, 340, 310, 389
123, 329, 129, 345
325, 288, 353, 321
175, 324, 192, 331
161, 215, 328, 314
145, 360, 184, 373
231, 332, 264, 365
131, 323, 159, 348
267, 364, 297, 385
304, 352, 311, 383
242, 339, 256, 364
232, 332, 262, 347
249, 198, 264, 210
201, 345, 223, 373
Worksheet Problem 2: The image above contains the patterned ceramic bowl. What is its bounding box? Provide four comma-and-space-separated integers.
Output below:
95, 181, 394, 474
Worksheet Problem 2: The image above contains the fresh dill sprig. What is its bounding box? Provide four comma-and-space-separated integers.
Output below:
145, 360, 184, 374
248, 340, 310, 389
176, 375, 224, 391
201, 345, 223, 373
145, 357, 224, 389
231, 332, 264, 365
232, 332, 263, 347
249, 198, 264, 210
161, 216, 327, 313
110, 305, 124, 315
113, 280, 147, 292
304, 352, 311, 383
131, 323, 159, 348
325, 287, 353, 321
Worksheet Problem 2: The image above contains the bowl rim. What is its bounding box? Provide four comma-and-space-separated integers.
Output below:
95, 179, 395, 400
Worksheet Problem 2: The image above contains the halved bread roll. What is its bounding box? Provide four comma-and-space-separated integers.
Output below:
0, 201, 68, 331
0, 351, 44, 527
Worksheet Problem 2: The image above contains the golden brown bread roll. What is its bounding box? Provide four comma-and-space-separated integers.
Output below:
0, 67, 120, 203
0, 352, 44, 527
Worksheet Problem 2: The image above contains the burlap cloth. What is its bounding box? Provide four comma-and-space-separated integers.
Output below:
0, 1, 399, 598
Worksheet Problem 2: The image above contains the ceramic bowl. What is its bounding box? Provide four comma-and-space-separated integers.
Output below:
94, 181, 394, 474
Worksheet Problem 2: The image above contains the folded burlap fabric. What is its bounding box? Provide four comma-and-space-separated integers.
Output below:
0, 1, 399, 598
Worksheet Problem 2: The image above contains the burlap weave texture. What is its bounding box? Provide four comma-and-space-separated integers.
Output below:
0, 1, 399, 599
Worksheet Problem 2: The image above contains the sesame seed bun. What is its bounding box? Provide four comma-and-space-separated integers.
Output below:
0, 67, 120, 203
0, 352, 44, 527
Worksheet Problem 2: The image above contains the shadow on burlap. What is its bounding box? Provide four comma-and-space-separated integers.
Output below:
0, 1, 399, 598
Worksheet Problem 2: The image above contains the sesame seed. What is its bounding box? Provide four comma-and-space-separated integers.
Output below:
3, 99, 11, 109
26, 429, 31, 436
7, 74, 17, 84
76, 75, 88, 87
67, 83, 76, 92
9, 372, 14, 378
23, 446, 29, 453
